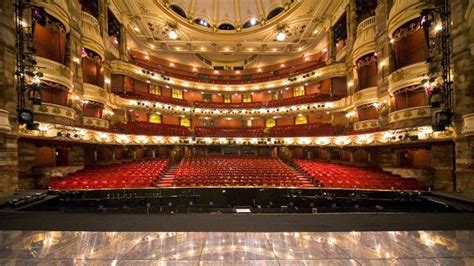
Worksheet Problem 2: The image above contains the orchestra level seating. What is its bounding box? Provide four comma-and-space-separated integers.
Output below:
48, 159, 171, 190
194, 127, 264, 137
171, 156, 313, 187
293, 160, 425, 191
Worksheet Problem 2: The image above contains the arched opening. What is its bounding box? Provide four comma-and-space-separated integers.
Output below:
32, 7, 67, 64
83, 101, 103, 119
355, 53, 378, 91
170, 4, 187, 19
357, 104, 379, 121
82, 48, 104, 87
40, 82, 69, 106
180, 117, 191, 127
393, 86, 428, 111
194, 18, 210, 28
392, 18, 428, 71
243, 19, 260, 29
149, 113, 162, 124
218, 23, 236, 30
267, 7, 285, 20
295, 115, 308, 125
266, 119, 276, 128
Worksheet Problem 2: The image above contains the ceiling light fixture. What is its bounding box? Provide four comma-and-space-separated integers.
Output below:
168, 30, 178, 40
250, 18, 257, 26
276, 31, 286, 41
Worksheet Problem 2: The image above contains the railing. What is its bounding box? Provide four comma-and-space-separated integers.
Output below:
357, 16, 376, 33
81, 11, 105, 58
388, 106, 431, 124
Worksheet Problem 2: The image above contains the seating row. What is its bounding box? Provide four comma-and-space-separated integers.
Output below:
293, 160, 425, 190
172, 156, 313, 187
195, 127, 264, 137
111, 122, 191, 136
48, 159, 171, 190
269, 123, 348, 137
119, 91, 338, 109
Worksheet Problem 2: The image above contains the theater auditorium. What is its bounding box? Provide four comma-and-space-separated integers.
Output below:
0, 0, 473, 264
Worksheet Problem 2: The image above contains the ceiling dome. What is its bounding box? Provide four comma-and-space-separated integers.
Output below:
164, 0, 294, 31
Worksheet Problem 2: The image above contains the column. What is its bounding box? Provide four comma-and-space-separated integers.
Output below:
0, 0, 18, 197
346, 0, 357, 49
98, 0, 109, 36
327, 27, 336, 63
151, 149, 156, 158
119, 24, 128, 61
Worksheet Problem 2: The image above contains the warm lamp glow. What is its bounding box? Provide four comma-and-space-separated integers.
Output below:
276, 32, 286, 41
168, 30, 178, 40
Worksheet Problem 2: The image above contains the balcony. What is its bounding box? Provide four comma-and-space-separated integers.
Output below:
388, 0, 429, 37
110, 59, 347, 93
388, 62, 428, 96
354, 119, 381, 131
33, 103, 76, 121
36, 56, 73, 90
83, 83, 108, 105
81, 11, 105, 59
388, 106, 431, 124
352, 16, 376, 63
83, 117, 109, 129
32, 0, 70, 32
352, 86, 378, 108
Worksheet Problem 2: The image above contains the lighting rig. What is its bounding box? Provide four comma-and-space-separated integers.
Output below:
421, 0, 452, 131
14, 0, 43, 130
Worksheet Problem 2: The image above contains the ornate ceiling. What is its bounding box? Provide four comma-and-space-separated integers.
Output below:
112, 0, 348, 67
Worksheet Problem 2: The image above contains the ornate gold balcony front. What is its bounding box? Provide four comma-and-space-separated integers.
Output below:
388, 0, 429, 37
388, 106, 431, 124
354, 119, 381, 131
33, 103, 76, 121
81, 11, 105, 59
352, 16, 376, 63
36, 56, 74, 90
83, 83, 108, 105
388, 62, 428, 95
83, 117, 109, 129
352, 86, 378, 108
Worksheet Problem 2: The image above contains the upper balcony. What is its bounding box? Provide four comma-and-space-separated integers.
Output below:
352, 16, 376, 64
110, 60, 347, 93
129, 50, 328, 85
81, 11, 105, 60
388, 0, 430, 38
32, 0, 71, 33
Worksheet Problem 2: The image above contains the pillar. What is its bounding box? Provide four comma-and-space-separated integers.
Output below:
98, 0, 109, 36
451, 0, 474, 198
346, 0, 357, 49
119, 23, 128, 61
327, 27, 336, 63
0, 1, 19, 196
